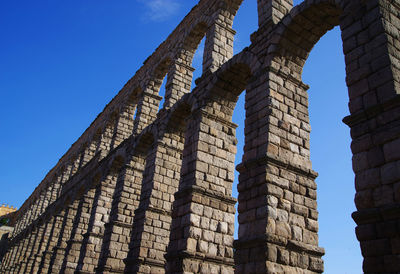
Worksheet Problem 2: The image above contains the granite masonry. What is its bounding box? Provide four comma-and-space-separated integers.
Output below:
1, 0, 400, 273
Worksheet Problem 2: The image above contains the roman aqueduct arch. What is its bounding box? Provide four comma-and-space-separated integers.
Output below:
1, 0, 400, 273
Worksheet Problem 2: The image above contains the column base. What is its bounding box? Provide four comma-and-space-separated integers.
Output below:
234, 235, 324, 274
166, 250, 234, 273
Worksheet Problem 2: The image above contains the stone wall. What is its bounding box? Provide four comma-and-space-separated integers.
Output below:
1, 0, 400, 273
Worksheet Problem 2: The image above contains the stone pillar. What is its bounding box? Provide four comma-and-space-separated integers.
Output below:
81, 136, 101, 166
165, 109, 237, 273
22, 200, 37, 231
30, 218, 55, 273
45, 205, 76, 273
58, 164, 74, 196
74, 172, 120, 273
97, 118, 118, 158
44, 181, 56, 207
120, 96, 137, 139
124, 132, 185, 273
340, 1, 400, 272
112, 108, 136, 148
232, 66, 324, 273
133, 84, 163, 135
12, 233, 31, 272
96, 160, 144, 273
36, 190, 48, 219
26, 202, 37, 228
11, 218, 20, 237
62, 164, 74, 185
20, 225, 44, 273
163, 60, 194, 109
21, 209, 31, 233
61, 189, 95, 272
203, 20, 235, 74
12, 211, 25, 237
257, 0, 293, 27
70, 155, 82, 178
22, 231, 40, 272
112, 92, 140, 148
49, 174, 63, 203
38, 213, 68, 273
32, 194, 42, 221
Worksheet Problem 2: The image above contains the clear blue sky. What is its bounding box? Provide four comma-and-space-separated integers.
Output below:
0, 0, 362, 273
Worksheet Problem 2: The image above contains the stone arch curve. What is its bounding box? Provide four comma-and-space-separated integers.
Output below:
234, 0, 400, 272
3, 1, 400, 273
163, 49, 262, 273
204, 50, 261, 101
268, 0, 343, 80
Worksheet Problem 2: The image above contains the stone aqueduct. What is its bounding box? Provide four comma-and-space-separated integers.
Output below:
1, 0, 400, 273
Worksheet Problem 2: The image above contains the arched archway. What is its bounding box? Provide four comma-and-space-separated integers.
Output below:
233, 0, 400, 273
304, 26, 361, 272
164, 50, 260, 273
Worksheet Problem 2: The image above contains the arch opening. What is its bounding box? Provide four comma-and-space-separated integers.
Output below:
164, 58, 254, 273
262, 0, 400, 272
303, 26, 362, 272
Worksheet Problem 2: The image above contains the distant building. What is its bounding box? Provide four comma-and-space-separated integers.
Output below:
0, 205, 17, 218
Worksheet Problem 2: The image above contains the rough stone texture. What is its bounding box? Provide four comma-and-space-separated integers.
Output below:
1, 0, 400, 273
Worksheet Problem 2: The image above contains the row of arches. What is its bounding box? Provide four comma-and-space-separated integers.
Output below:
10, 0, 243, 241
2, 0, 400, 273
1, 42, 259, 272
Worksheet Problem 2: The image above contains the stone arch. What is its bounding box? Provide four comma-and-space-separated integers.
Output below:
233, 1, 345, 272
92, 127, 103, 155
124, 98, 196, 272
132, 58, 171, 135
166, 101, 192, 132
181, 21, 209, 67
124, 128, 164, 272
201, 51, 258, 120
3, 1, 400, 273
118, 87, 141, 139
239, 0, 400, 272
162, 22, 209, 109
165, 52, 258, 273
146, 56, 172, 96
68, 153, 82, 179
78, 142, 90, 168
58, 153, 126, 273
102, 110, 119, 152
268, 0, 343, 80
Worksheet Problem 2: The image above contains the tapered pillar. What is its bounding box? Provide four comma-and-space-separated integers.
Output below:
162, 60, 194, 110
232, 65, 324, 273
13, 234, 32, 272
124, 130, 186, 273
30, 218, 56, 273
203, 20, 235, 74
340, 1, 400, 272
73, 169, 121, 273
96, 161, 145, 273
166, 109, 237, 273
40, 208, 70, 273
18, 225, 44, 273
61, 192, 93, 273
133, 84, 163, 135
